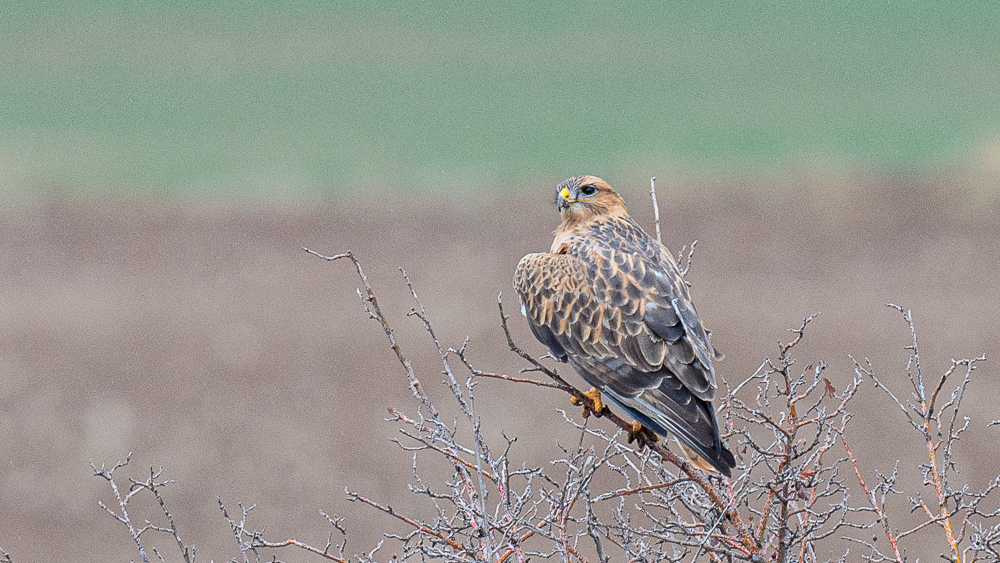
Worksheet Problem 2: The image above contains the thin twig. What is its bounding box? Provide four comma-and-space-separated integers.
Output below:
649, 176, 662, 244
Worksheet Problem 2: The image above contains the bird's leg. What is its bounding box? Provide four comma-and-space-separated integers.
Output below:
570, 387, 605, 418
626, 421, 659, 449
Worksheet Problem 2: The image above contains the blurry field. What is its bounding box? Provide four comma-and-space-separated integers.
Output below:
2, 171, 1000, 559
3, 1, 1000, 198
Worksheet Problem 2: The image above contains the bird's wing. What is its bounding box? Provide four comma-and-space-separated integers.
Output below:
571, 354, 732, 475
514, 242, 720, 399
513, 252, 605, 363
514, 244, 733, 475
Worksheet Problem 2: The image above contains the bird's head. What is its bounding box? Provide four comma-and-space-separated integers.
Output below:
555, 176, 628, 224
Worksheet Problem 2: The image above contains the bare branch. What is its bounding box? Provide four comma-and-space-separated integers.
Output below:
649, 176, 662, 244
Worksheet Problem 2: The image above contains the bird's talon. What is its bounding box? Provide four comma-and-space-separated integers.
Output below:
572, 388, 605, 418
627, 422, 658, 449
583, 388, 604, 417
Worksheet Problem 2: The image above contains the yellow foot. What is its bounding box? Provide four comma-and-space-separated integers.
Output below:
626, 421, 659, 449
570, 388, 605, 418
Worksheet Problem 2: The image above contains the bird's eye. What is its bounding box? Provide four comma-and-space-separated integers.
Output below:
580, 184, 597, 196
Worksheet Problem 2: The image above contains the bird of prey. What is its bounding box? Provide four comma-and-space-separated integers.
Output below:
513, 175, 735, 477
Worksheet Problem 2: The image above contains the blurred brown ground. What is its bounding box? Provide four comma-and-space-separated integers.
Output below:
2, 171, 999, 560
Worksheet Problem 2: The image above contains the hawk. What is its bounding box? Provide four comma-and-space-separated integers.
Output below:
513, 175, 735, 477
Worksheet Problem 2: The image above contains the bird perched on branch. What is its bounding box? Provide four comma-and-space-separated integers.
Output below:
513, 175, 735, 477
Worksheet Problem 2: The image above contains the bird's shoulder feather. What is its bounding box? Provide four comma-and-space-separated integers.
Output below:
515, 216, 721, 400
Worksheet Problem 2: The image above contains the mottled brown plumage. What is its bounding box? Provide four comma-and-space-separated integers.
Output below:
514, 175, 735, 476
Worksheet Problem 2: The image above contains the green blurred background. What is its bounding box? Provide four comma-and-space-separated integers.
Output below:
4, 0, 999, 198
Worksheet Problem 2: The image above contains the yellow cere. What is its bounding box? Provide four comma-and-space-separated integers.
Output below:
560, 187, 571, 200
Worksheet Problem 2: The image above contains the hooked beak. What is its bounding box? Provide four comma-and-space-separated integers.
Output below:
557, 186, 574, 211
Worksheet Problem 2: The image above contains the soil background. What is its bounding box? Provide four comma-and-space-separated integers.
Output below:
2, 173, 999, 560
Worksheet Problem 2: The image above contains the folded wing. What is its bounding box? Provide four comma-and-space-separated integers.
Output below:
514, 247, 734, 476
